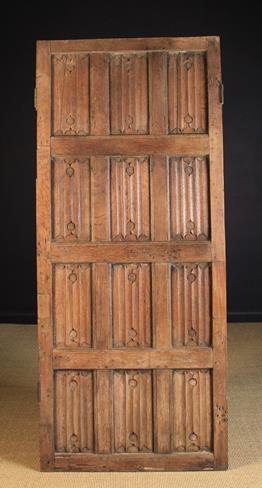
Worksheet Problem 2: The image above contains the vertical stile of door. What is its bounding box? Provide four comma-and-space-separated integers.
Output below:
36, 40, 54, 470
207, 37, 228, 468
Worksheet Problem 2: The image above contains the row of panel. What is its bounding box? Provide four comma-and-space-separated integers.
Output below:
53, 263, 211, 348
55, 369, 212, 454
52, 155, 210, 241
52, 51, 208, 136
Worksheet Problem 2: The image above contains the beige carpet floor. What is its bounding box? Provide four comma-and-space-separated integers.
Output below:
0, 323, 261, 487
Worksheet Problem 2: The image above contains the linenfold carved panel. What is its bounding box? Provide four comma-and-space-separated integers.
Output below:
170, 157, 209, 240
113, 370, 153, 452
52, 54, 90, 135
154, 369, 212, 452
55, 371, 94, 453
168, 53, 207, 133
53, 264, 92, 348
52, 158, 91, 241
52, 155, 209, 242
54, 369, 212, 454
51, 51, 207, 136
173, 370, 212, 452
112, 264, 152, 348
171, 263, 211, 347
110, 54, 149, 134
53, 262, 210, 349
111, 157, 150, 241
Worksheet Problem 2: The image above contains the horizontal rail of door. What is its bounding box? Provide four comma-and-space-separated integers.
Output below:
49, 36, 212, 53
52, 348, 213, 369
54, 451, 215, 471
49, 242, 212, 263
51, 135, 209, 157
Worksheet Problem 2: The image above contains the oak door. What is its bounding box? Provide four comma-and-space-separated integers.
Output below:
36, 36, 227, 471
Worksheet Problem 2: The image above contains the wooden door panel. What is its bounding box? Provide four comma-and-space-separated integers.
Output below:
55, 370, 94, 453
54, 264, 92, 348
168, 52, 207, 134
113, 370, 153, 453
110, 54, 149, 135
51, 51, 207, 137
112, 263, 152, 348
51, 155, 209, 242
37, 36, 227, 471
52, 54, 90, 136
172, 369, 212, 452
54, 369, 212, 454
52, 158, 91, 241
110, 157, 150, 241
171, 263, 211, 347
53, 262, 211, 350
169, 156, 209, 240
